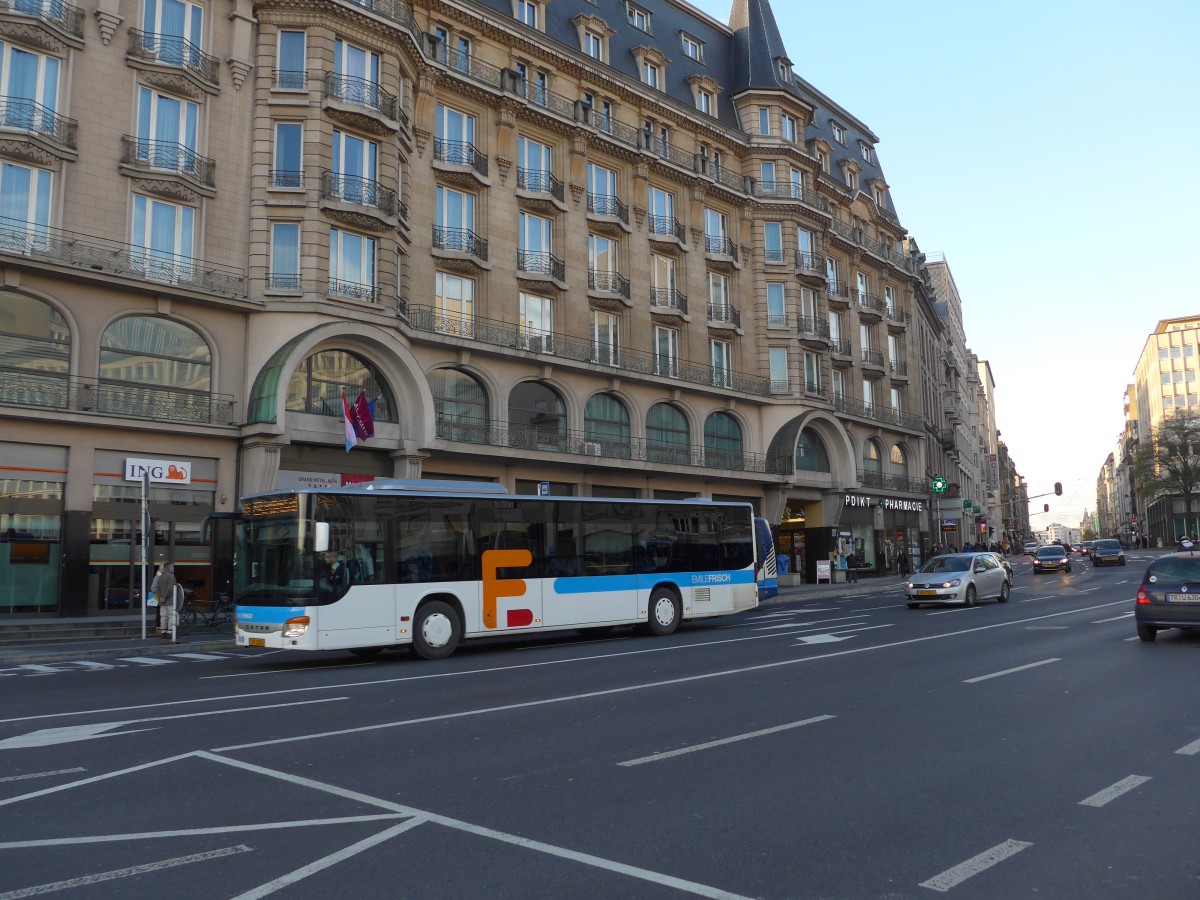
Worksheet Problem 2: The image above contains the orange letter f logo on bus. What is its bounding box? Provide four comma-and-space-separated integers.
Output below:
481, 549, 532, 629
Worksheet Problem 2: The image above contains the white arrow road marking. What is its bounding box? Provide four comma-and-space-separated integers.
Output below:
0, 697, 348, 750
0, 846, 253, 899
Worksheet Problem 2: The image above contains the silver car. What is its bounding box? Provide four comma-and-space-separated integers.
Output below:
906, 552, 1011, 608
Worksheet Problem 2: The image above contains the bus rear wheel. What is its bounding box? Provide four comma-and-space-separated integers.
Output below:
647, 589, 680, 636
412, 601, 461, 660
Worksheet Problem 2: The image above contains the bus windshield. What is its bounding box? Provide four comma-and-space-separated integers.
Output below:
235, 517, 318, 606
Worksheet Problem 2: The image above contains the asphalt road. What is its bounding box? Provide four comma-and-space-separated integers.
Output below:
1, 551, 1197, 899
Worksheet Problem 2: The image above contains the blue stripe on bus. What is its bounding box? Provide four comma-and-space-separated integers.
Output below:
236, 606, 307, 623
552, 570, 755, 594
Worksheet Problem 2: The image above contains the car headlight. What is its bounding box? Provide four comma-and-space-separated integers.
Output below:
282, 616, 310, 638
905, 581, 915, 590
945, 579, 961, 588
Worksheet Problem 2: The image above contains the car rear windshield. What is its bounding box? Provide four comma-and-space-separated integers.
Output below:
1147, 559, 1200, 581
1094, 541, 1121, 551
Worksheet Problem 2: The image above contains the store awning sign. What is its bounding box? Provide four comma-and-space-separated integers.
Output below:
124, 457, 192, 485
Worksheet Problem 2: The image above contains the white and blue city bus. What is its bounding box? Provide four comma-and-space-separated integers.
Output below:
234, 480, 769, 659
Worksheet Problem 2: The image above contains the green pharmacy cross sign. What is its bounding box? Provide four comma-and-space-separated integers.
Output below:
931, 476, 948, 493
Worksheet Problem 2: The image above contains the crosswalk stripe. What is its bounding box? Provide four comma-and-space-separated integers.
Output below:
169, 653, 226, 661
69, 661, 117, 670
115, 657, 177, 665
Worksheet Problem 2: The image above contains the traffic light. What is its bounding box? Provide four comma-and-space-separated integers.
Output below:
1054, 482, 1062, 496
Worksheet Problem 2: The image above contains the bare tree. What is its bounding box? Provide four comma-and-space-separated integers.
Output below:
1131, 410, 1200, 540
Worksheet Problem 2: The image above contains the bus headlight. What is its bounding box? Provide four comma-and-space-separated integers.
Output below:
282, 616, 310, 638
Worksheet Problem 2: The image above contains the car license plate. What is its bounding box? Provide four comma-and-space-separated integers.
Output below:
1166, 593, 1200, 603
249, 637, 265, 647
918, 590, 938, 596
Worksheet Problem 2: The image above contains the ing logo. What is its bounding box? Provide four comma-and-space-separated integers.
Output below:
481, 548, 533, 629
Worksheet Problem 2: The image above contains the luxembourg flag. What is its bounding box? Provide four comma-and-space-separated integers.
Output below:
342, 392, 359, 452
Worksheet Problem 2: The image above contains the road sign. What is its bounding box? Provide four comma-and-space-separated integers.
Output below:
963, 500, 971, 509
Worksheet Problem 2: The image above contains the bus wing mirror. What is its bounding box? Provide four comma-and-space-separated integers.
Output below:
313, 522, 330, 553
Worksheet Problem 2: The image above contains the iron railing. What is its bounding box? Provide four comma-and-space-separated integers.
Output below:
857, 292, 885, 316
1, 0, 85, 38
650, 288, 687, 314
0, 216, 246, 297
707, 302, 741, 328
433, 139, 488, 176
830, 339, 852, 356
407, 306, 770, 395
0, 366, 236, 424
704, 234, 738, 261
516, 167, 564, 201
517, 250, 564, 281
128, 29, 219, 85
321, 171, 397, 217
435, 46, 504, 90
270, 169, 303, 189
861, 349, 885, 368
648, 215, 685, 242
266, 273, 301, 292
121, 136, 214, 186
0, 98, 77, 149
796, 250, 820, 271
273, 68, 305, 90
323, 72, 397, 120
432, 226, 488, 260
587, 192, 628, 224
890, 360, 909, 377
764, 247, 785, 264
587, 269, 629, 298
857, 469, 927, 494
328, 277, 379, 303
834, 395, 922, 431
797, 316, 831, 340
752, 181, 831, 212
886, 305, 908, 325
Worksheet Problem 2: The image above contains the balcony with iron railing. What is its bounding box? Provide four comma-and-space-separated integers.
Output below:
707, 302, 741, 329
795, 250, 821, 274
0, 366, 236, 424
121, 136, 214, 188
857, 469, 927, 494
339, 0, 423, 44
804, 379, 828, 400
434, 45, 504, 91
829, 338, 852, 358
696, 158, 749, 194
127, 29, 219, 87
647, 214, 686, 244
433, 138, 489, 178
587, 269, 629, 299
511, 77, 577, 119
320, 171, 398, 222
0, 215, 245, 297
856, 291, 885, 320
826, 281, 849, 305
322, 73, 398, 130
890, 359, 909, 379
269, 169, 303, 189
751, 180, 831, 213
704, 233, 739, 262
328, 277, 379, 303
517, 249, 565, 283
587, 192, 629, 226
763, 246, 785, 264
861, 348, 885, 372
434, 416, 788, 474
797, 315, 831, 344
0, 97, 76, 151
886, 304, 909, 328
404, 306, 770, 395
516, 167, 564, 203
432, 225, 488, 262
650, 287, 687, 315
0, 0, 84, 40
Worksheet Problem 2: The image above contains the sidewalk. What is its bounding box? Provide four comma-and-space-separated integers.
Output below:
0, 616, 236, 667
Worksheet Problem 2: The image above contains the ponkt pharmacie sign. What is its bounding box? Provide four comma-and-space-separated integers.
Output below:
845, 493, 925, 512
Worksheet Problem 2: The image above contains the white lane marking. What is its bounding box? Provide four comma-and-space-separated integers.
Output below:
231, 820, 423, 899
1079, 775, 1151, 807
0, 698, 348, 750
1019, 596, 1055, 603
618, 715, 835, 767
1123, 636, 1141, 642
1175, 738, 1200, 756
67, 661, 118, 670
202, 752, 754, 900
0, 815, 411, 849
752, 615, 867, 631
169, 653, 227, 661
796, 635, 851, 645
1092, 613, 1134, 623
4, 665, 63, 675
1077, 587, 1102, 593
919, 839, 1033, 892
1, 599, 1134, 731
115, 657, 176, 666
963, 658, 1060, 683
0, 767, 85, 783
202, 661, 381, 679
0, 845, 253, 898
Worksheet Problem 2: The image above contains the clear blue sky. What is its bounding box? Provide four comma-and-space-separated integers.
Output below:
690, 0, 1200, 529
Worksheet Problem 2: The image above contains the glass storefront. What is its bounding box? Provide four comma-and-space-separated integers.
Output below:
0, 442, 67, 615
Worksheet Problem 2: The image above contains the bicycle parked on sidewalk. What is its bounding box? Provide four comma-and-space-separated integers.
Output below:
178, 591, 234, 628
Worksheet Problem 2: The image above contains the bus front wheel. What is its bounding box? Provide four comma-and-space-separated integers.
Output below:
412, 601, 461, 660
647, 589, 680, 636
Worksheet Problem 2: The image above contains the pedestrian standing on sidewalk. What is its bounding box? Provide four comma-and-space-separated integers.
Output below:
156, 562, 178, 636
845, 550, 859, 583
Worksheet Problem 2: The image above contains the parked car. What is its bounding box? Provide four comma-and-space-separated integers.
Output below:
1135, 547, 1200, 641
1091, 538, 1126, 567
1033, 545, 1072, 574
905, 552, 1010, 608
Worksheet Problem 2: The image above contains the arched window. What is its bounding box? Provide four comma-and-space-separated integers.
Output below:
100, 315, 212, 421
862, 439, 883, 476
795, 427, 830, 473
0, 291, 69, 409
704, 411, 743, 470
584, 393, 630, 457
285, 349, 394, 420
647, 402, 689, 465
430, 367, 488, 443
509, 380, 565, 451
891, 444, 909, 477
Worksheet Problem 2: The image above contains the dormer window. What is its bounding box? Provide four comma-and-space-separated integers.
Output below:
626, 2, 650, 32
687, 75, 720, 118
514, 0, 539, 28
841, 160, 861, 192
632, 45, 668, 92
859, 140, 874, 163
572, 15, 614, 63
697, 89, 713, 114
643, 61, 659, 88
811, 139, 832, 174
775, 58, 792, 84
831, 121, 846, 145
681, 32, 703, 61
